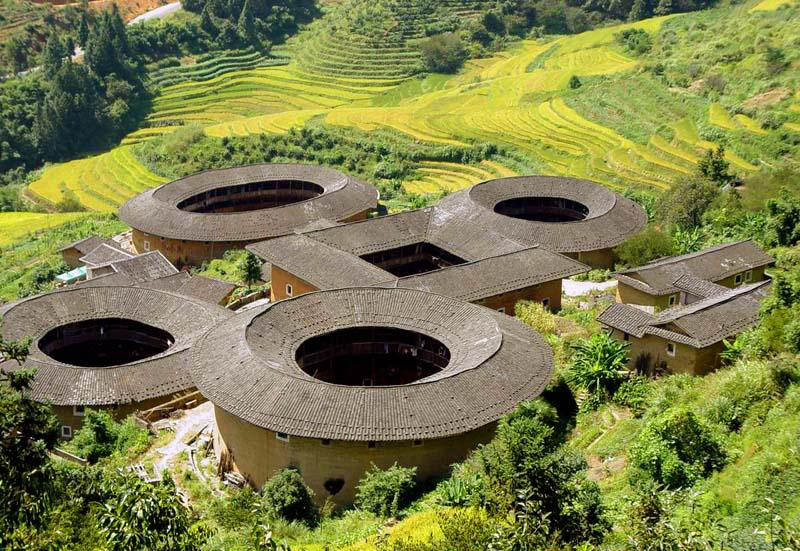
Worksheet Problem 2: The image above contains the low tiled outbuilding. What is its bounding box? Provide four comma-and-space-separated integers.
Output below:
614, 240, 774, 312
598, 281, 770, 375
192, 287, 553, 504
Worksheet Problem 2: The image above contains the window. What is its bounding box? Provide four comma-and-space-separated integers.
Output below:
542, 297, 550, 308
623, 332, 630, 341
668, 294, 677, 307
367, 441, 376, 449
73, 405, 85, 417
745, 270, 753, 282
61, 425, 72, 438
285, 283, 293, 297
320, 439, 331, 447
734, 273, 743, 285
412, 439, 423, 447
142, 240, 150, 252
276, 432, 289, 442
497, 307, 505, 314
666, 342, 676, 357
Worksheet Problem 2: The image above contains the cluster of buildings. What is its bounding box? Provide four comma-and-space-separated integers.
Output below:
0, 163, 775, 504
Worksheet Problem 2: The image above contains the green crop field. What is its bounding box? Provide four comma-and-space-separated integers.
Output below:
25, 0, 800, 212
0, 212, 91, 246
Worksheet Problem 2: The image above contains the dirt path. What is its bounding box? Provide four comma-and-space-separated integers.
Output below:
152, 401, 214, 476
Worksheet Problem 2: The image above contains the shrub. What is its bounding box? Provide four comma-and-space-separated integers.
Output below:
613, 376, 651, 416
261, 468, 317, 525
68, 410, 149, 464
568, 75, 581, 89
615, 28, 652, 54
569, 332, 629, 401
630, 408, 727, 488
614, 226, 674, 268
355, 463, 417, 517
420, 33, 467, 74
515, 300, 557, 335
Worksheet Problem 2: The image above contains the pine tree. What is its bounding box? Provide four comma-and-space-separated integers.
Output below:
42, 34, 66, 79
241, 252, 262, 287
78, 9, 90, 47
628, 0, 650, 21
201, 4, 218, 36
238, 0, 256, 42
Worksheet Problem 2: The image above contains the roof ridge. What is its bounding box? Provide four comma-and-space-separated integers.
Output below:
618, 240, 752, 274
652, 280, 769, 323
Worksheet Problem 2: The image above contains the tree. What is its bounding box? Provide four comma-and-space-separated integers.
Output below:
697, 146, 736, 187
0, 327, 61, 536
766, 187, 800, 247
238, 0, 257, 42
260, 467, 317, 524
4, 37, 27, 74
78, 9, 90, 47
614, 226, 674, 268
421, 33, 467, 74
657, 177, 720, 230
201, 4, 218, 36
42, 34, 67, 80
99, 476, 209, 551
568, 75, 582, 89
763, 46, 786, 75
356, 463, 417, 517
240, 251, 262, 286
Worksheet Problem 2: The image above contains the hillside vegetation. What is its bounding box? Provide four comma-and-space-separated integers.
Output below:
16, 0, 795, 212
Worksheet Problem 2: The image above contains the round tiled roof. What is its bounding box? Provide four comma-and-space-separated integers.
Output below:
119, 164, 378, 242
0, 286, 232, 406
435, 176, 647, 253
191, 287, 553, 441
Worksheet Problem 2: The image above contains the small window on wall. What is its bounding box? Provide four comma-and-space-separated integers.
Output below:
285, 283, 293, 297
320, 439, 331, 447
668, 294, 677, 307
734, 273, 743, 285
745, 270, 753, 282
666, 342, 676, 357
497, 307, 505, 314
142, 240, 150, 251
412, 439, 423, 447
276, 432, 289, 442
61, 425, 72, 438
542, 298, 550, 308
73, 405, 85, 417
367, 441, 377, 449
623, 332, 630, 341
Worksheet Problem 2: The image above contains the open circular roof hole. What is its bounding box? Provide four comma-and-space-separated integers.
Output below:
295, 326, 451, 386
494, 196, 589, 222
177, 179, 324, 214
39, 318, 174, 368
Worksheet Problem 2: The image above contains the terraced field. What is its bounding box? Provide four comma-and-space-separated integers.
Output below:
31, 7, 787, 212
149, 48, 291, 88
28, 147, 167, 212
0, 212, 91, 246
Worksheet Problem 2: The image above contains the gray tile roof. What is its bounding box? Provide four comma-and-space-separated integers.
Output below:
598, 281, 770, 348
615, 240, 775, 296
119, 164, 378, 242
671, 274, 727, 299
388, 247, 587, 302
174, 275, 236, 305
191, 287, 553, 441
248, 206, 588, 302
79, 243, 134, 267
0, 286, 232, 406
435, 176, 648, 253
81, 251, 179, 287
59, 236, 114, 255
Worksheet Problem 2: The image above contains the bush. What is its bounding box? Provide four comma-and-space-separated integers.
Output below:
355, 463, 417, 517
630, 408, 727, 488
420, 33, 467, 74
68, 410, 149, 464
515, 300, 557, 335
569, 332, 630, 402
261, 468, 317, 525
614, 226, 674, 268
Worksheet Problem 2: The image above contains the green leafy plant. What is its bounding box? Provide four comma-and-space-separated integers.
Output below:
261, 467, 318, 525
355, 463, 417, 517
569, 332, 630, 401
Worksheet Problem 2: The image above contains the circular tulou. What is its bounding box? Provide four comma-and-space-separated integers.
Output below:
192, 287, 554, 504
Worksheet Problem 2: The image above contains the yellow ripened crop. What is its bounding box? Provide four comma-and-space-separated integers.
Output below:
0, 212, 91, 246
